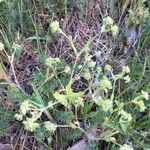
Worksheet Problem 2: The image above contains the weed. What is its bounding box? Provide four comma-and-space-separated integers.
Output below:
0, 0, 150, 150
12, 22, 150, 150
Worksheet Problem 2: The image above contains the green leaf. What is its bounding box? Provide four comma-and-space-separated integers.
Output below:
53, 92, 68, 107
83, 69, 91, 80
119, 110, 132, 133
119, 121, 131, 134
66, 82, 84, 105
99, 76, 112, 92
54, 82, 84, 107
94, 97, 113, 112
56, 111, 74, 123
102, 99, 113, 112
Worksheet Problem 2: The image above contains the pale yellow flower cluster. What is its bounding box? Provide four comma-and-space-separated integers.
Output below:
50, 21, 61, 33
122, 66, 130, 74
15, 101, 41, 132
101, 16, 119, 36
141, 90, 149, 100
44, 121, 57, 133
23, 118, 40, 132
132, 90, 149, 112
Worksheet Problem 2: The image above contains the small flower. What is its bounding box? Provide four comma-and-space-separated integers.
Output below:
75, 97, 84, 107
120, 144, 134, 150
47, 136, 52, 144
123, 75, 131, 83
44, 121, 57, 133
23, 118, 40, 132
87, 60, 96, 68
45, 57, 54, 67
99, 76, 112, 92
101, 24, 108, 33
122, 66, 130, 74
102, 99, 113, 112
104, 64, 112, 71
20, 101, 31, 115
54, 57, 61, 63
45, 57, 60, 67
101, 16, 119, 36
95, 51, 102, 57
96, 66, 102, 74
94, 97, 103, 105
110, 24, 119, 36
86, 55, 92, 61
50, 21, 61, 33
0, 42, 4, 51
78, 65, 82, 69
64, 66, 71, 74
133, 99, 146, 112
12, 43, 21, 50
103, 16, 114, 26
48, 101, 53, 108
83, 69, 91, 80
141, 90, 149, 100
94, 97, 113, 112
15, 113, 23, 121
30, 110, 42, 120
